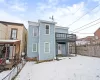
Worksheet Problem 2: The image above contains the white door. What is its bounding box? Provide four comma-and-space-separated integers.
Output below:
58, 44, 62, 54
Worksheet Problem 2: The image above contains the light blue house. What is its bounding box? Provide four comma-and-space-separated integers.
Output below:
27, 20, 76, 61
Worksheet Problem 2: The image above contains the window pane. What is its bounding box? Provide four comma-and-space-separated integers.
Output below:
11, 29, 17, 39
33, 44, 37, 52
33, 28, 38, 36
46, 29, 49, 34
46, 25, 49, 34
45, 43, 50, 52
46, 25, 49, 29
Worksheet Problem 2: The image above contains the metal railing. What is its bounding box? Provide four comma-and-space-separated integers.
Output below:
2, 60, 26, 80
55, 33, 76, 41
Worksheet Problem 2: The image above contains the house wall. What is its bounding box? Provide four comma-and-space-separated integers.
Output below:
39, 22, 55, 61
0, 23, 7, 40
55, 27, 68, 33
27, 25, 39, 58
22, 26, 27, 53
7, 24, 23, 53
57, 43, 68, 56
55, 27, 69, 56
94, 28, 100, 39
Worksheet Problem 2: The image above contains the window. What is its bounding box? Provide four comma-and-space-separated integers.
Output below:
11, 29, 17, 39
33, 28, 38, 37
32, 43, 37, 52
45, 24, 50, 34
44, 42, 50, 53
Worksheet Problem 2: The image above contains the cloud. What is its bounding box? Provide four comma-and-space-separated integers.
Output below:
3, 0, 28, 12
0, 9, 28, 28
10, 0, 27, 12
0, 0, 4, 3
35, 0, 100, 38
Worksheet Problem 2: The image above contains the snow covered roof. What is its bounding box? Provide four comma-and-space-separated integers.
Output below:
0, 40, 20, 44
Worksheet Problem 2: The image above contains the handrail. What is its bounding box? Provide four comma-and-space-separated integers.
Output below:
2, 67, 15, 80
1, 60, 25, 80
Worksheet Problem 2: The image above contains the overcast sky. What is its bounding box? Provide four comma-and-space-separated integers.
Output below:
0, 0, 100, 38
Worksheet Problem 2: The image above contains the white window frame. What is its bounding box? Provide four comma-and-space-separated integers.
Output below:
33, 28, 38, 37
44, 42, 50, 53
32, 43, 37, 52
45, 24, 50, 35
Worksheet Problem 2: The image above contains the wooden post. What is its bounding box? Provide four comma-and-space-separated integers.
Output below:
12, 43, 14, 59
75, 42, 77, 56
5, 44, 7, 60
19, 41, 20, 60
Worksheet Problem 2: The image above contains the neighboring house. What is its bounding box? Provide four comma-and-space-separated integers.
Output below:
94, 28, 100, 39
76, 36, 95, 45
0, 23, 7, 40
27, 20, 76, 61
94, 28, 100, 44
0, 21, 27, 54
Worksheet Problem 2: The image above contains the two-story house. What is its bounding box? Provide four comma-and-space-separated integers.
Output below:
0, 21, 27, 54
27, 20, 76, 61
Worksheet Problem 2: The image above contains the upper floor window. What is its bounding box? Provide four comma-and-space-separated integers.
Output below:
45, 24, 50, 34
11, 28, 17, 39
33, 28, 38, 37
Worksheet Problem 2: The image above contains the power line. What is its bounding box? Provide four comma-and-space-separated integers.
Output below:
70, 17, 100, 33
72, 22, 100, 33
72, 5, 82, 15
66, 4, 100, 28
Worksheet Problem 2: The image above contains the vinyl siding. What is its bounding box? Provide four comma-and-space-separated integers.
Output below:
39, 22, 55, 60
27, 25, 39, 58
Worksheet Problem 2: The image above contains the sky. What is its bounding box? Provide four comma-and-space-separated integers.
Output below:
0, 0, 100, 38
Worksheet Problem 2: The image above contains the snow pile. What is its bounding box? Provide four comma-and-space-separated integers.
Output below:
15, 55, 100, 80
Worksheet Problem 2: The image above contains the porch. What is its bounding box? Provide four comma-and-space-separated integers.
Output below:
55, 33, 76, 56
0, 40, 20, 71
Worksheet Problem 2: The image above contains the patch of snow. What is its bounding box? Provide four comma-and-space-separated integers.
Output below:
0, 70, 11, 79
15, 55, 100, 80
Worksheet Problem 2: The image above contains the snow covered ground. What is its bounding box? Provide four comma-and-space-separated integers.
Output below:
0, 70, 11, 79
0, 60, 26, 80
15, 55, 100, 80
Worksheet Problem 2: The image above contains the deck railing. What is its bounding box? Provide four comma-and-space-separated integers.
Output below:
55, 33, 76, 41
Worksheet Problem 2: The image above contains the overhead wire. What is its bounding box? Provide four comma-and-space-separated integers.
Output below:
66, 3, 100, 28
70, 18, 100, 33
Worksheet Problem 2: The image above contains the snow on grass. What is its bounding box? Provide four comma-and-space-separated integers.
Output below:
15, 55, 100, 80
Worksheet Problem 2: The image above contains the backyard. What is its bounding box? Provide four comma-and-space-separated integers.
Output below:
15, 55, 100, 80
